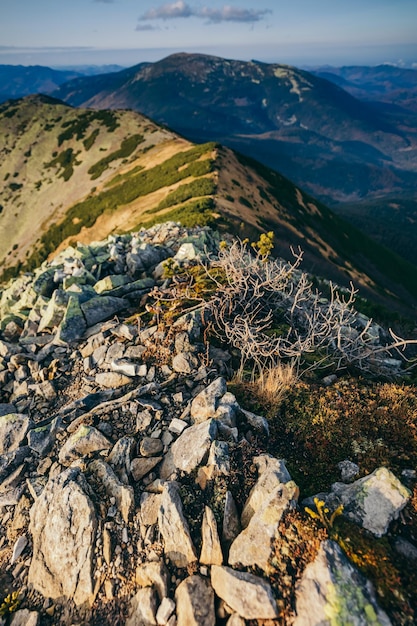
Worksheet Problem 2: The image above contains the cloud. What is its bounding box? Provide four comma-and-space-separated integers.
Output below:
139, 2, 271, 24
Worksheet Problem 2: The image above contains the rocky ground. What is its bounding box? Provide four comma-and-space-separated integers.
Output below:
0, 222, 416, 625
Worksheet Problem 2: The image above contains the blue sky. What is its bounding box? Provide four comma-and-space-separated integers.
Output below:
0, 0, 416, 68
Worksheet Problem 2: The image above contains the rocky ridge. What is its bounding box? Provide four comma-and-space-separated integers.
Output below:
0, 222, 415, 625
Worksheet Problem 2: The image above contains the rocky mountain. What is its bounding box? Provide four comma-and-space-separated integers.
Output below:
0, 65, 83, 104
0, 221, 416, 625
52, 52, 417, 204
2, 95, 417, 316
311, 65, 417, 113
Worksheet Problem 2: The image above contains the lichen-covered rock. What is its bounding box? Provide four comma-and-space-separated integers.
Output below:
294, 540, 392, 625
175, 575, 215, 626
0, 413, 32, 455
58, 425, 111, 466
158, 482, 197, 568
56, 295, 87, 343
81, 295, 127, 327
28, 468, 97, 606
211, 565, 279, 620
329, 467, 410, 537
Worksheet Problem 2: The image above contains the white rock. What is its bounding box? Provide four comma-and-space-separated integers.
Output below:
126, 587, 158, 626
158, 482, 197, 568
156, 597, 176, 625
190, 377, 227, 423
175, 575, 215, 626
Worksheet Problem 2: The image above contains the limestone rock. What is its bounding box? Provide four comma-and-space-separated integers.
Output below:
10, 610, 40, 626
229, 480, 299, 571
139, 492, 162, 526
81, 295, 127, 327
131, 456, 163, 481
89, 459, 134, 523
222, 491, 241, 547
200, 506, 223, 565
58, 425, 111, 466
175, 575, 215, 626
190, 377, 227, 423
107, 436, 135, 484
211, 565, 279, 620
172, 352, 199, 374
95, 371, 131, 388
156, 597, 176, 625
158, 482, 197, 568
57, 295, 87, 344
0, 413, 32, 455
140, 437, 164, 457
241, 454, 292, 527
28, 467, 97, 606
330, 467, 410, 537
294, 540, 392, 626
160, 419, 217, 479
135, 561, 169, 600
125, 587, 158, 626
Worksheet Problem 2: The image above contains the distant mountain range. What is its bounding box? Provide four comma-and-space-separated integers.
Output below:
50, 53, 417, 206
310, 65, 417, 113
0, 65, 83, 103
1, 95, 417, 316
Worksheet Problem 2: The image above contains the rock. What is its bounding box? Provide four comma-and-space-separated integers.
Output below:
0, 402, 16, 416
140, 437, 164, 457
95, 371, 132, 388
200, 506, 223, 565
38, 289, 69, 332
207, 440, 230, 476
28, 467, 97, 606
211, 565, 279, 620
140, 492, 162, 526
58, 425, 112, 466
11, 533, 28, 564
94, 274, 131, 294
241, 455, 292, 527
0, 413, 32, 455
172, 352, 199, 374
131, 456, 163, 481
89, 459, 134, 523
294, 540, 391, 626
135, 561, 169, 600
160, 419, 217, 479
222, 491, 241, 547
175, 575, 215, 626
338, 459, 360, 482
190, 377, 227, 423
229, 480, 299, 571
226, 615, 246, 626
158, 482, 197, 568
168, 418, 188, 435
394, 537, 417, 561
57, 295, 87, 343
103, 528, 112, 565
81, 296, 127, 327
239, 407, 269, 436
107, 436, 135, 484
10, 610, 40, 626
125, 587, 158, 626
329, 467, 410, 537
110, 359, 142, 377
28, 416, 61, 456
156, 597, 176, 625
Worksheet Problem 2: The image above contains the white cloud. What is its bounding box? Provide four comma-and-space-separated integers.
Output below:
139, 2, 271, 24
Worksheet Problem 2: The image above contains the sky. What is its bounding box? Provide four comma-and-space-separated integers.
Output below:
0, 0, 417, 69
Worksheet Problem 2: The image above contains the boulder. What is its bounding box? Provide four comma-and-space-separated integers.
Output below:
0, 413, 32, 455
329, 467, 410, 537
28, 468, 97, 606
190, 377, 227, 423
175, 575, 215, 626
211, 565, 279, 620
58, 425, 111, 466
294, 540, 391, 625
160, 419, 217, 479
158, 482, 197, 568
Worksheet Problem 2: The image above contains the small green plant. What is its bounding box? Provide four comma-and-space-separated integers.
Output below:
305, 497, 344, 531
0, 591, 20, 617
